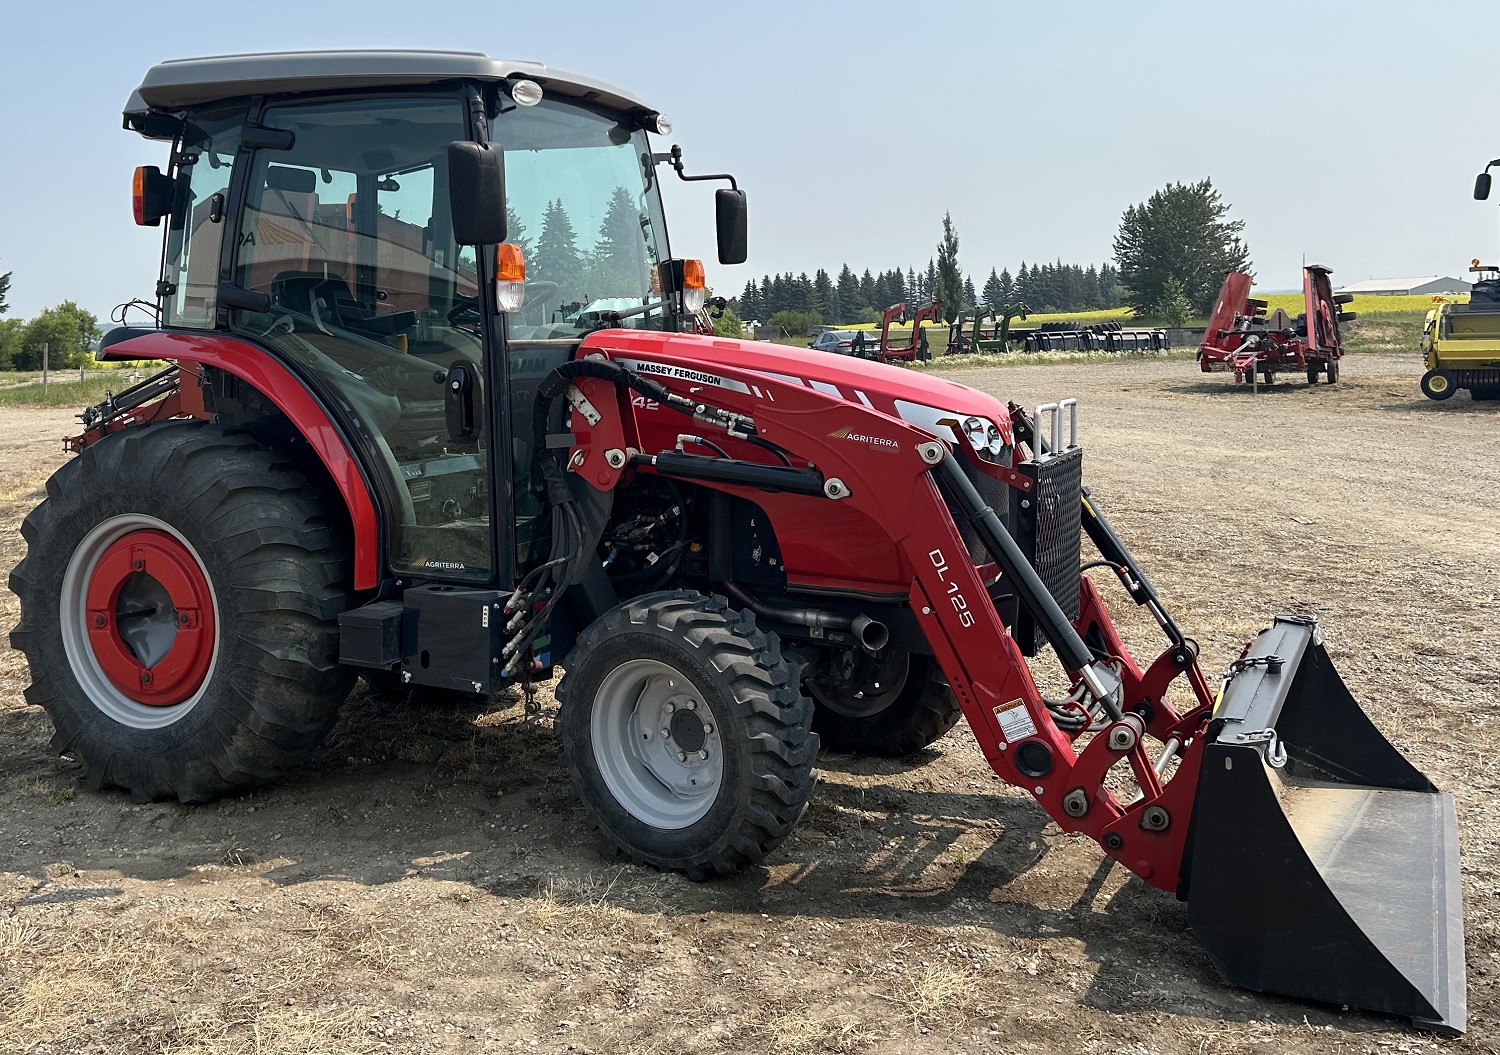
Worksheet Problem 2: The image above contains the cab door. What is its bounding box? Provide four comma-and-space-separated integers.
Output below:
225, 94, 508, 587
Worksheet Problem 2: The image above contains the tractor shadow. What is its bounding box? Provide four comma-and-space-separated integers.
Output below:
0, 691, 1409, 1036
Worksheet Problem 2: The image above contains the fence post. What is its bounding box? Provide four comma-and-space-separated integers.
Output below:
41, 342, 48, 397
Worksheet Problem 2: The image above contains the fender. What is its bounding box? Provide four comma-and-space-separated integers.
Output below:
94, 330, 381, 590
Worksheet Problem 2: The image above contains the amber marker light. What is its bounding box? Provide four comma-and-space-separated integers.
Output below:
682, 258, 706, 314
496, 244, 527, 313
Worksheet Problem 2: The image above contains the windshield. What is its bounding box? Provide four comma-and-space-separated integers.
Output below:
493, 97, 669, 339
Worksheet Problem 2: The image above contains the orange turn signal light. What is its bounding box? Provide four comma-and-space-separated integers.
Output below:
496, 243, 526, 283
682, 258, 706, 291
132, 166, 148, 225
132, 165, 173, 227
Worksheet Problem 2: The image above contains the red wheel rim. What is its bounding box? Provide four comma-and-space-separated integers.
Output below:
83, 529, 216, 706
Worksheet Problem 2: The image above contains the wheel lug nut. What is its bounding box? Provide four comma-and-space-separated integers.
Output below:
140, 671, 152, 684
698, 750, 708, 760
664, 702, 675, 713
682, 700, 696, 711
93, 615, 106, 627
677, 751, 688, 762
660, 728, 671, 739
703, 723, 713, 735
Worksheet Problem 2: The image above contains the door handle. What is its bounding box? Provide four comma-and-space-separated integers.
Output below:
444, 363, 477, 439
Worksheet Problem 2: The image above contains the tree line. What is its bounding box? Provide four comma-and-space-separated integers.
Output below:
731, 178, 1247, 334
0, 273, 103, 371
732, 259, 1122, 328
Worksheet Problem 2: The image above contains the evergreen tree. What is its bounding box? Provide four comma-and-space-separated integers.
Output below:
813, 268, 836, 322
924, 258, 939, 308
935, 213, 962, 323
906, 267, 919, 303
738, 279, 761, 321
859, 269, 876, 311
963, 275, 977, 309
999, 267, 1014, 302
505, 205, 533, 261
836, 265, 861, 320
0, 271, 10, 316
1114, 178, 1249, 316
586, 186, 648, 298
533, 198, 583, 297
888, 267, 906, 306
982, 268, 1003, 307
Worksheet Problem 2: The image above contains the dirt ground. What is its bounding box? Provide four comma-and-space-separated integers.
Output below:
1, 352, 1496, 1055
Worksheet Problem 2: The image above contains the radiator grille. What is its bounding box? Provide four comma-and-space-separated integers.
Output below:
949, 457, 1012, 565
1012, 447, 1084, 654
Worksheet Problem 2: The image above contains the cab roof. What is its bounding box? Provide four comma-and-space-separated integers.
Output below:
124, 49, 657, 123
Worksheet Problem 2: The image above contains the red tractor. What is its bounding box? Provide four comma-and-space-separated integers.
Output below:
1198, 266, 1351, 387
9, 52, 1464, 1033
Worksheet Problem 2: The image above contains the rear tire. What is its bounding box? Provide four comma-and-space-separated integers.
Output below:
556, 590, 818, 879
1306, 365, 1320, 385
8, 422, 357, 802
1326, 359, 1340, 384
809, 652, 961, 756
1421, 369, 1457, 401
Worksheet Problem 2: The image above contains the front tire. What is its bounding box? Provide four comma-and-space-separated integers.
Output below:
9, 422, 357, 802
1421, 369, 1457, 401
809, 652, 961, 755
556, 591, 817, 879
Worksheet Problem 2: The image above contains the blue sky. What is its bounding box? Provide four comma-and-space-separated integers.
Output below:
3, 0, 1498, 321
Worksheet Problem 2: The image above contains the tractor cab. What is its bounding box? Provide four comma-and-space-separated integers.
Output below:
115, 50, 745, 592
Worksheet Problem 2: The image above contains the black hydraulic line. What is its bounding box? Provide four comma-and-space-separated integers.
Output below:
644, 451, 826, 496
930, 449, 1103, 684
1081, 488, 1175, 625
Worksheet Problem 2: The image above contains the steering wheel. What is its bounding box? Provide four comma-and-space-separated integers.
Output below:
446, 281, 563, 329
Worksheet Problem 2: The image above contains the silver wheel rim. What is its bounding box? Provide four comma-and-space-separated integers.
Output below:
58, 514, 220, 730
590, 658, 723, 829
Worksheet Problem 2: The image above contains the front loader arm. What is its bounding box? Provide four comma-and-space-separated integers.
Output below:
557, 339, 1215, 893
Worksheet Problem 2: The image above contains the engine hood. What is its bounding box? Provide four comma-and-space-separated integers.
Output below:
578, 330, 1013, 445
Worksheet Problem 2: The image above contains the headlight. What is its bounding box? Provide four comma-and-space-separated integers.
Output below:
962, 416, 989, 453
962, 416, 1009, 460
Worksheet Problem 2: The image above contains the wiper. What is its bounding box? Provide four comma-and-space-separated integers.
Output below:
594, 300, 669, 326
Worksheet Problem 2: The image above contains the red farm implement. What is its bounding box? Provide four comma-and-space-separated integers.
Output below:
1198, 266, 1352, 387
850, 299, 940, 362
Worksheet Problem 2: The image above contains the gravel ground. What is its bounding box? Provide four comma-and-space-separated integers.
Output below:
0, 352, 1496, 1054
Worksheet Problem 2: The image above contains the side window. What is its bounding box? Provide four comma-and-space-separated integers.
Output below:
228, 97, 495, 582
161, 106, 243, 328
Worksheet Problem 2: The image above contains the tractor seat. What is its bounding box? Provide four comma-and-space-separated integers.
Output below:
270, 271, 417, 341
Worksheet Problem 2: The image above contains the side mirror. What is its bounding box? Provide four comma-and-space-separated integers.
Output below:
715, 188, 748, 265
1477, 172, 1493, 201
447, 141, 506, 246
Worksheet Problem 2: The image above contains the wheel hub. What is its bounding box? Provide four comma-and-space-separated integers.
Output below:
591, 661, 724, 829
82, 529, 215, 706
809, 650, 910, 718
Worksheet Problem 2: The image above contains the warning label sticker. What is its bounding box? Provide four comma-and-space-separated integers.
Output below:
993, 699, 1038, 744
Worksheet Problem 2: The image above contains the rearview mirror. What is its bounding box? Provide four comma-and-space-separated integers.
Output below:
715, 188, 748, 265
1477, 172, 1492, 201
448, 141, 506, 246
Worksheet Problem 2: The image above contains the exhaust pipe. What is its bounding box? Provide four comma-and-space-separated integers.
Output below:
722, 582, 888, 651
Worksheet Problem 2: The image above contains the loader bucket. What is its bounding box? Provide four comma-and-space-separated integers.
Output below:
1185, 616, 1466, 1034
